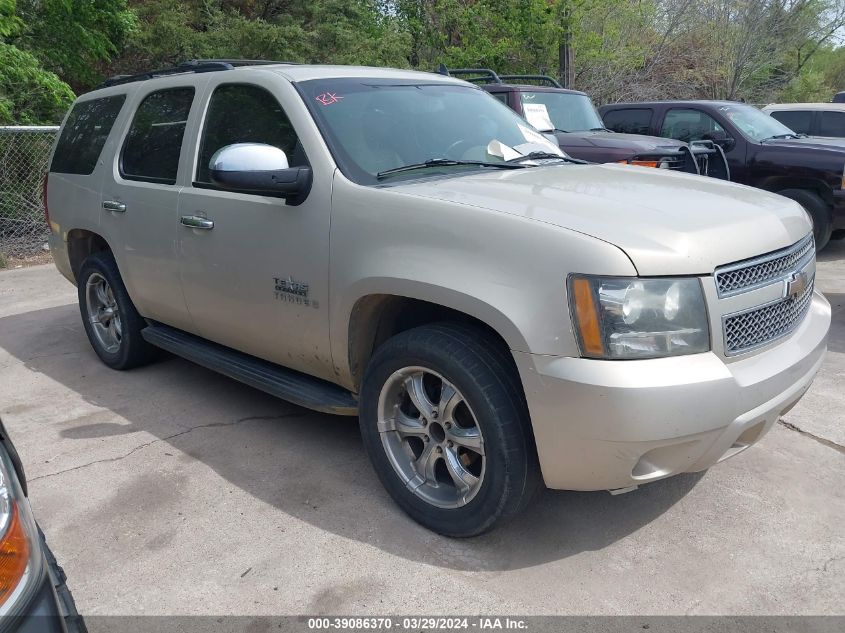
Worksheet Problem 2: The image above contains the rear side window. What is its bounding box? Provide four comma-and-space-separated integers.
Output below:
121, 87, 195, 184
50, 95, 125, 175
603, 108, 652, 134
489, 92, 509, 105
195, 84, 303, 185
818, 111, 845, 137
769, 110, 813, 135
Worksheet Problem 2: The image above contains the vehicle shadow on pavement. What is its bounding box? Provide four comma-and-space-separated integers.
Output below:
0, 303, 703, 572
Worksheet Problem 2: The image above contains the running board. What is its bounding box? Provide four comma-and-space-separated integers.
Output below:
141, 324, 358, 416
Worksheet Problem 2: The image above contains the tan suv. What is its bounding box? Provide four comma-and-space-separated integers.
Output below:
45, 60, 830, 536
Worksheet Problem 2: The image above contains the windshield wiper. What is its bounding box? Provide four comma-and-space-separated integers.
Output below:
506, 151, 586, 164
539, 127, 570, 134
376, 158, 525, 179
762, 133, 803, 140
589, 127, 612, 132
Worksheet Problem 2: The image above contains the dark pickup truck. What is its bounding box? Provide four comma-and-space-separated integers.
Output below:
599, 100, 845, 249
437, 67, 729, 180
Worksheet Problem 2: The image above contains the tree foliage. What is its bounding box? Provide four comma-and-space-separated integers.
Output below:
0, 0, 74, 124
4, 0, 845, 124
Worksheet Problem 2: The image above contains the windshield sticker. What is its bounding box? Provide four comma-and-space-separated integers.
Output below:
315, 92, 344, 106
523, 103, 555, 132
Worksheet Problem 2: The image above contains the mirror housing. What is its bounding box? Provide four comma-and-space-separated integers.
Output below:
209, 143, 311, 203
703, 130, 735, 152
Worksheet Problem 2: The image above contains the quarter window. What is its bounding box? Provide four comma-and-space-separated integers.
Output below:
818, 111, 845, 137
120, 87, 195, 184
50, 95, 125, 175
196, 84, 304, 186
660, 109, 725, 142
769, 110, 813, 135
602, 108, 653, 135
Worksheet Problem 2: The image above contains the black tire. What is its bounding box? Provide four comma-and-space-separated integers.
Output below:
777, 189, 833, 250
39, 527, 88, 633
77, 250, 156, 370
359, 323, 541, 537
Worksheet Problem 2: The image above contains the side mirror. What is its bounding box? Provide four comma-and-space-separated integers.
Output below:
209, 143, 311, 203
703, 130, 735, 152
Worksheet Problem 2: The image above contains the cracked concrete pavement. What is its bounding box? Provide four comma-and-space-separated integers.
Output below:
0, 242, 843, 616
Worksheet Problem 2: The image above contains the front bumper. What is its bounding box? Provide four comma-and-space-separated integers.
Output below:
0, 567, 66, 633
515, 291, 831, 491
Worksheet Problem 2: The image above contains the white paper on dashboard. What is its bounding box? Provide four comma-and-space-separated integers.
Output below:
517, 124, 564, 154
486, 139, 523, 161
522, 103, 555, 132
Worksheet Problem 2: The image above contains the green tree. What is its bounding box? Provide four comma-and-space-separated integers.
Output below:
13, 0, 137, 90
108, 1, 408, 77
0, 0, 74, 124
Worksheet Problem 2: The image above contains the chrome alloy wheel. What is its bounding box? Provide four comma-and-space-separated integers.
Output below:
85, 272, 122, 354
377, 367, 486, 509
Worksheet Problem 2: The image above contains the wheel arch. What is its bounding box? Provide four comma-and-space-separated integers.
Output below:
341, 285, 528, 393
758, 176, 833, 206
66, 229, 112, 282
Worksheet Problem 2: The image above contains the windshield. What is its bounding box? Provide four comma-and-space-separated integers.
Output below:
298, 79, 563, 184
718, 103, 796, 141
519, 91, 604, 132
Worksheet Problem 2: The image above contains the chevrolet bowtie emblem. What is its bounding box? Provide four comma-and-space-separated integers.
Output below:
785, 270, 809, 298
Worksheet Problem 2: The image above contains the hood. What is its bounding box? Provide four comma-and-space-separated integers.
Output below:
761, 136, 845, 153
555, 130, 686, 152
392, 164, 811, 275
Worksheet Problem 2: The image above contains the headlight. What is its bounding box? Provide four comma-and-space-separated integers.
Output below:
0, 444, 42, 616
568, 275, 710, 359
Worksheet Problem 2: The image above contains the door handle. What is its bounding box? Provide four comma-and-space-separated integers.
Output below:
102, 200, 126, 213
180, 215, 214, 230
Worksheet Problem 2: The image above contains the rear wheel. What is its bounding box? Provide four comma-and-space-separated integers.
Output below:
359, 323, 540, 537
777, 189, 833, 250
78, 251, 156, 370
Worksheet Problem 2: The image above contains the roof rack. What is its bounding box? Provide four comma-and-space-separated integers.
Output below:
187, 59, 301, 67
98, 59, 299, 89
435, 64, 502, 84
498, 74, 563, 88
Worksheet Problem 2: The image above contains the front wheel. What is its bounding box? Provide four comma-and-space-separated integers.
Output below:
359, 323, 540, 537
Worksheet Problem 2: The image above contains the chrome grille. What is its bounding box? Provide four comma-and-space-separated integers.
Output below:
723, 275, 814, 355
714, 234, 815, 297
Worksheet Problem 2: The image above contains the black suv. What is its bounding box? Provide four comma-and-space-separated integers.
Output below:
436, 67, 729, 180
599, 100, 845, 249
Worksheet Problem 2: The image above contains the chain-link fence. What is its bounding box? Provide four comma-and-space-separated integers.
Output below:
0, 126, 59, 258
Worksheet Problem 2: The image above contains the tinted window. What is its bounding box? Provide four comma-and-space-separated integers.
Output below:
196, 84, 303, 185
121, 88, 194, 184
50, 96, 125, 175
602, 108, 652, 134
660, 108, 725, 142
818, 111, 845, 137
489, 92, 509, 105
770, 110, 813, 135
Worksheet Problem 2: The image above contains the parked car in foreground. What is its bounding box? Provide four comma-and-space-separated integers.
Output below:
46, 60, 830, 536
599, 100, 845, 249
437, 66, 730, 179
0, 417, 84, 632
762, 102, 845, 138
